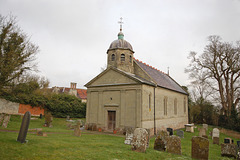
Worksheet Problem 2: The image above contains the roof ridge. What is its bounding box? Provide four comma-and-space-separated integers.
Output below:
134, 58, 167, 75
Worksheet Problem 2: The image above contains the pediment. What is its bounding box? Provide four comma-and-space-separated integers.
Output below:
85, 68, 139, 87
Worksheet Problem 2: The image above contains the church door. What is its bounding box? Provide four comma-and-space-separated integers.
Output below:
108, 111, 116, 130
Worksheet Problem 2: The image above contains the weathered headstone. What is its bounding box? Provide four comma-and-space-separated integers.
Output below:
176, 130, 184, 138
145, 129, 150, 148
237, 141, 240, 148
203, 124, 208, 131
166, 135, 181, 155
74, 120, 81, 137
17, 111, 31, 143
131, 128, 148, 153
2, 114, 11, 128
154, 130, 169, 151
212, 128, 220, 145
124, 127, 134, 145
221, 143, 237, 159
0, 113, 5, 125
224, 138, 233, 144
199, 128, 206, 137
45, 111, 53, 127
167, 128, 173, 136
212, 128, 219, 138
191, 136, 209, 160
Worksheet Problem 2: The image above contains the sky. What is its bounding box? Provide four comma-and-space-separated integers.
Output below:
1, 0, 240, 89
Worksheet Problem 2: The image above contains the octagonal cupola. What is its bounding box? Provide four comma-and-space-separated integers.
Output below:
107, 18, 134, 73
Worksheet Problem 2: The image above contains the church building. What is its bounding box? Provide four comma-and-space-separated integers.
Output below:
85, 21, 188, 135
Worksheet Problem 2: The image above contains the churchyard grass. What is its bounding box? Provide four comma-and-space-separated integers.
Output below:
0, 115, 237, 160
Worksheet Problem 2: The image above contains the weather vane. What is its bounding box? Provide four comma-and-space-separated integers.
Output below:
118, 17, 123, 31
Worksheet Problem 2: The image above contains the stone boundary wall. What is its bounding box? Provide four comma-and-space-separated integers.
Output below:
220, 128, 240, 139
0, 98, 19, 114
0, 98, 44, 116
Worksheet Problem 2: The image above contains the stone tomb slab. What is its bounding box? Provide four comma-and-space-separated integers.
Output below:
185, 124, 194, 133
221, 143, 237, 159
166, 135, 181, 155
191, 136, 209, 160
131, 128, 148, 153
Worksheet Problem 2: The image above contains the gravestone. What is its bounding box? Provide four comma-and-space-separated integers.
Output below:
212, 128, 219, 138
17, 111, 31, 143
212, 128, 220, 145
145, 129, 150, 148
191, 136, 209, 160
124, 127, 134, 145
39, 114, 42, 119
44, 111, 53, 127
154, 130, 169, 151
66, 115, 70, 121
74, 120, 81, 137
199, 128, 206, 137
221, 143, 237, 159
176, 130, 184, 138
167, 128, 173, 136
2, 114, 11, 128
131, 128, 148, 153
237, 141, 240, 148
166, 135, 181, 155
203, 124, 208, 131
224, 138, 233, 144
0, 113, 5, 125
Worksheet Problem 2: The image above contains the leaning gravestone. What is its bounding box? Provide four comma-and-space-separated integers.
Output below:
45, 111, 53, 127
124, 127, 134, 145
154, 130, 169, 151
166, 135, 181, 155
191, 136, 209, 160
221, 143, 237, 159
74, 120, 81, 137
131, 128, 148, 153
2, 114, 11, 128
203, 124, 208, 131
176, 130, 184, 138
167, 128, 173, 136
0, 113, 5, 125
17, 111, 31, 143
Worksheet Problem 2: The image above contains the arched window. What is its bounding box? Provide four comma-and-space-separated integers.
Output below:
130, 55, 132, 63
174, 98, 177, 115
111, 54, 115, 61
121, 54, 125, 61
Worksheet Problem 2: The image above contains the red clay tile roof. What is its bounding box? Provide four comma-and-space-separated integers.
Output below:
76, 89, 87, 99
135, 59, 187, 95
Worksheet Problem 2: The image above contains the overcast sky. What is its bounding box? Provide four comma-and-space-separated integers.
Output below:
1, 0, 240, 89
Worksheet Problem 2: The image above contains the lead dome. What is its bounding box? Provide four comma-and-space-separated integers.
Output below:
108, 31, 134, 52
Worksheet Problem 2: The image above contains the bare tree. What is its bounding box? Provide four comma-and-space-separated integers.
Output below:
0, 14, 38, 92
186, 35, 240, 116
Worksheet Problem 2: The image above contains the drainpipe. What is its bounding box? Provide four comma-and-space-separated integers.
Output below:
154, 87, 156, 135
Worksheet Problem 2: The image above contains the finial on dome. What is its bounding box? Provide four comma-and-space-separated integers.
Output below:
118, 17, 124, 39
118, 17, 123, 31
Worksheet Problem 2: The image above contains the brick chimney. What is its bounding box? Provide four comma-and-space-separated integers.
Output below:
70, 82, 77, 89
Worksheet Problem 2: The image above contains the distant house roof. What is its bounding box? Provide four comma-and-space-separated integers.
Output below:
52, 87, 87, 100
135, 59, 188, 95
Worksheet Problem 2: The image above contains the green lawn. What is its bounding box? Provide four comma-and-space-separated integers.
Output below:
0, 115, 237, 160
